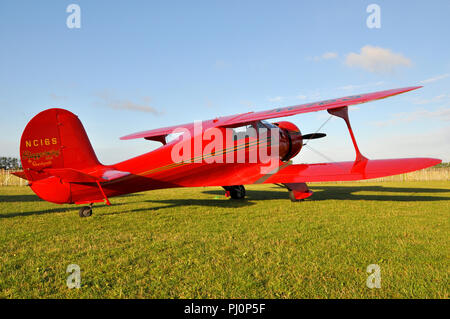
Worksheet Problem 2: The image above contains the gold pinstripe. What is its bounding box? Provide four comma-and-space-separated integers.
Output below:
138, 136, 272, 177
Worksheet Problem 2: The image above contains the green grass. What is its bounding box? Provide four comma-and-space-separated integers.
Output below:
0, 181, 448, 299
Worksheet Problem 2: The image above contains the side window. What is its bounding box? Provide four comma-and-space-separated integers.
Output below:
165, 132, 184, 143
232, 124, 257, 141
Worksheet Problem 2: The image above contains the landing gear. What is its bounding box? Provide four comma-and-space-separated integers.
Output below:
284, 183, 314, 202
223, 185, 246, 199
78, 204, 93, 217
289, 191, 304, 202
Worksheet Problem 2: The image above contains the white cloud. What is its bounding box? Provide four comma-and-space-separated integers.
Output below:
420, 73, 450, 84
268, 96, 284, 102
345, 45, 411, 74
205, 98, 214, 109
322, 52, 338, 60
365, 127, 450, 161
240, 100, 254, 109
268, 91, 322, 104
298, 126, 450, 163
50, 93, 68, 100
311, 52, 338, 62
214, 59, 231, 69
95, 91, 161, 114
337, 81, 385, 91
413, 94, 447, 105
373, 107, 450, 127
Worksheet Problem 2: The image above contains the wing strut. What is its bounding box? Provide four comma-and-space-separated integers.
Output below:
328, 106, 368, 162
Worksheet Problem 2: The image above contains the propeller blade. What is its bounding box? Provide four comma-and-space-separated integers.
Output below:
302, 133, 326, 140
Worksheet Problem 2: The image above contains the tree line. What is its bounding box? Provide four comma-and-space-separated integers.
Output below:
0, 157, 22, 170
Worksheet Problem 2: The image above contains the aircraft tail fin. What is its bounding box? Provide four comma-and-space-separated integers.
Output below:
20, 108, 101, 182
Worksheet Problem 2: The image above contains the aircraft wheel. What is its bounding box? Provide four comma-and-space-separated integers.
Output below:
289, 191, 304, 202
230, 185, 246, 200
78, 206, 92, 217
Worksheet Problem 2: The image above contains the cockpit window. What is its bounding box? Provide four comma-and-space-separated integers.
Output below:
256, 120, 277, 129
165, 132, 185, 143
232, 124, 257, 141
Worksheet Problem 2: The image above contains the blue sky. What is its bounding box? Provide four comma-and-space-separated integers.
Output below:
1, 0, 449, 164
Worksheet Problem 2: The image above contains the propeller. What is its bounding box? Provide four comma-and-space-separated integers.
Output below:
302, 133, 326, 140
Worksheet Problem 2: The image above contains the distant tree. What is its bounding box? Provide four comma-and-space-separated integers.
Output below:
435, 162, 450, 168
0, 157, 22, 170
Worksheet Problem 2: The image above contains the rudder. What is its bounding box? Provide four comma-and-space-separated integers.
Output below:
20, 108, 100, 181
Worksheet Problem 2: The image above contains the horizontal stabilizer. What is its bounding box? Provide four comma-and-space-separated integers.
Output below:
11, 171, 28, 180
120, 123, 196, 141
44, 168, 130, 183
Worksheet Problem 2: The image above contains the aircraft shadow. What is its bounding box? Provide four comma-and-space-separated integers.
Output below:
108, 184, 450, 216
105, 198, 256, 216
0, 202, 126, 219
203, 185, 450, 202
0, 194, 41, 202
0, 207, 73, 219
1, 185, 448, 218
0, 192, 139, 203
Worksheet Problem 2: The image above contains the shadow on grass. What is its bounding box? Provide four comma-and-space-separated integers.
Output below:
0, 192, 139, 203
0, 207, 74, 219
0, 194, 40, 202
2, 185, 448, 218
106, 184, 450, 216
202, 185, 450, 202
105, 198, 256, 216
0, 202, 125, 219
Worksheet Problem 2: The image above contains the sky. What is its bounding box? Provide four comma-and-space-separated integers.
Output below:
0, 0, 449, 165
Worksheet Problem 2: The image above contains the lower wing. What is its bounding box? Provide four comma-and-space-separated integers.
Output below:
260, 158, 441, 184
158, 157, 440, 187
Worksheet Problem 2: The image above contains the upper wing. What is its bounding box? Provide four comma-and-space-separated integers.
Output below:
120, 86, 421, 140
219, 86, 421, 127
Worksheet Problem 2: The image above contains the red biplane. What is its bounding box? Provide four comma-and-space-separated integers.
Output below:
14, 86, 441, 217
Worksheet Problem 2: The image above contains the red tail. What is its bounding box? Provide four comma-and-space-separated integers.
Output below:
19, 108, 101, 203
20, 108, 100, 181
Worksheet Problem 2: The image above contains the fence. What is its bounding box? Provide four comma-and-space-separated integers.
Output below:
0, 169, 26, 186
1, 167, 449, 187
369, 167, 450, 182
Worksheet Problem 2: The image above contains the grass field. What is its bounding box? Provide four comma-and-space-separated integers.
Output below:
0, 181, 448, 298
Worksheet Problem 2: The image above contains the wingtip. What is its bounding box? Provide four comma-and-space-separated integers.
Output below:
421, 157, 442, 168
119, 134, 134, 140
431, 158, 442, 166
407, 85, 423, 91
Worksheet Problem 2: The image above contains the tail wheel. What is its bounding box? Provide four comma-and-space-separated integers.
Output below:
229, 185, 246, 200
78, 206, 92, 218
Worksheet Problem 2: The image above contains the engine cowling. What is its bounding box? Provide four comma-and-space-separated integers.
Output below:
273, 121, 303, 161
